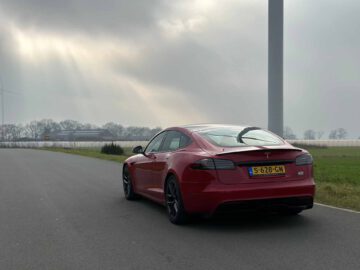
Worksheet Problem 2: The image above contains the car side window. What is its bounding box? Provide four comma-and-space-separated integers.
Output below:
145, 132, 166, 154
161, 131, 191, 152
179, 133, 191, 148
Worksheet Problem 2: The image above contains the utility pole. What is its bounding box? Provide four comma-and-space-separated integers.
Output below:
268, 0, 284, 137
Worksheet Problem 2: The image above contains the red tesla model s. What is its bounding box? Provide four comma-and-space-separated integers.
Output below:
122, 124, 315, 224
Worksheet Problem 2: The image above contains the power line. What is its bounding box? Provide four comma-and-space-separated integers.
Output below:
2, 89, 22, 95
0, 79, 4, 141
0, 76, 24, 141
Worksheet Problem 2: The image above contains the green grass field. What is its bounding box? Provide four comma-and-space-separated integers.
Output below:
42, 147, 133, 163
42, 146, 360, 211
304, 147, 360, 211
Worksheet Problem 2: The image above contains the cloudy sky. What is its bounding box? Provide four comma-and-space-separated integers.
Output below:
0, 0, 359, 138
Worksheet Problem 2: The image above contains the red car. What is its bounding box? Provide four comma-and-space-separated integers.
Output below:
123, 124, 315, 224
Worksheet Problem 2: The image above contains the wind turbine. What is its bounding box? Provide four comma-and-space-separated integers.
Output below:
268, 0, 284, 137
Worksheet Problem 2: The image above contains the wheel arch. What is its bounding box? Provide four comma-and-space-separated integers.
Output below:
122, 162, 137, 192
122, 162, 131, 178
122, 162, 128, 171
163, 169, 180, 191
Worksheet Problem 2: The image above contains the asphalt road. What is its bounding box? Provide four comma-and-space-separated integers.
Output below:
1, 149, 359, 270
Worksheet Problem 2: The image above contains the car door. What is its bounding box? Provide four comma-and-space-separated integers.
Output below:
150, 131, 191, 201
133, 132, 166, 194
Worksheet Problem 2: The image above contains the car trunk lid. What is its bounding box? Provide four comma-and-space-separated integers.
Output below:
213, 146, 305, 184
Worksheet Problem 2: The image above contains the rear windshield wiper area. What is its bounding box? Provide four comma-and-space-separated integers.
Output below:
239, 136, 279, 144
237, 127, 261, 143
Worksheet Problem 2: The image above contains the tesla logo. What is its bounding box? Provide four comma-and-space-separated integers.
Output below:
264, 152, 271, 159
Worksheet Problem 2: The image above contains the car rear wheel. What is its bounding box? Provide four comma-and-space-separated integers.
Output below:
122, 165, 138, 200
165, 176, 188, 225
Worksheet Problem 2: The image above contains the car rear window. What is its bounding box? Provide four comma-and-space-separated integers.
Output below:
197, 127, 284, 147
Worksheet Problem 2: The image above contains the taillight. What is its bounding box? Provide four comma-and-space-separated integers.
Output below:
295, 153, 313, 166
214, 159, 236, 169
191, 158, 236, 170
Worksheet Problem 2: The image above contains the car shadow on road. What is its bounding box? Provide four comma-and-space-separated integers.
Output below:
190, 212, 313, 232
118, 196, 315, 232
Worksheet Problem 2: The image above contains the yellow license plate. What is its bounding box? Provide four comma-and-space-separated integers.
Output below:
248, 165, 285, 176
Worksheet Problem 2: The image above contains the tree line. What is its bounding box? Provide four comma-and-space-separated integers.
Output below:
0, 119, 162, 141
0, 120, 355, 141
284, 126, 350, 140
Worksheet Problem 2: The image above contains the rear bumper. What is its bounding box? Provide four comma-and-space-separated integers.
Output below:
181, 178, 315, 215
215, 196, 313, 216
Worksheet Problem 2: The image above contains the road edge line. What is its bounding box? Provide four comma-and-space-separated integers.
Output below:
315, 203, 360, 214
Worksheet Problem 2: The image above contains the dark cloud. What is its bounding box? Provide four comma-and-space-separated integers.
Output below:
0, 0, 359, 137
119, 36, 267, 125
0, 0, 163, 36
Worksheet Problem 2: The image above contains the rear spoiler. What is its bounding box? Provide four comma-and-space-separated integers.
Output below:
215, 147, 302, 156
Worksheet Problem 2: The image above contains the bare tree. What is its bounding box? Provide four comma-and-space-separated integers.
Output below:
317, 131, 324, 139
103, 122, 124, 139
329, 128, 347, 139
1, 124, 24, 141
10, 124, 23, 140
60, 120, 83, 130
150, 127, 162, 138
1, 119, 162, 141
283, 126, 297, 140
40, 119, 61, 133
337, 128, 347, 139
82, 123, 99, 129
26, 121, 39, 140
304, 129, 316, 140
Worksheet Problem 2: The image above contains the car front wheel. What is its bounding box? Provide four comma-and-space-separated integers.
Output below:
122, 165, 138, 200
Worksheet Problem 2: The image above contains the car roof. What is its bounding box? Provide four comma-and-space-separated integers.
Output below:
181, 124, 250, 133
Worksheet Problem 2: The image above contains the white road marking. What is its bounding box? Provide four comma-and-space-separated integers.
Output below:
315, 203, 360, 214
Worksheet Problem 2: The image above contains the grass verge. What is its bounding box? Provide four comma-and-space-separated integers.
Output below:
305, 147, 360, 211
42, 147, 132, 163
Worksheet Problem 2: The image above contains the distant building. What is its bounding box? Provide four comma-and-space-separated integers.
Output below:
42, 129, 115, 141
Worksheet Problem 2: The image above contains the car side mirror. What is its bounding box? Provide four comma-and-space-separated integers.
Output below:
132, 145, 144, 154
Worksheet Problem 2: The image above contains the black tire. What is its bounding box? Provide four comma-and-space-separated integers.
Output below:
279, 208, 303, 216
122, 165, 138, 200
165, 175, 188, 225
